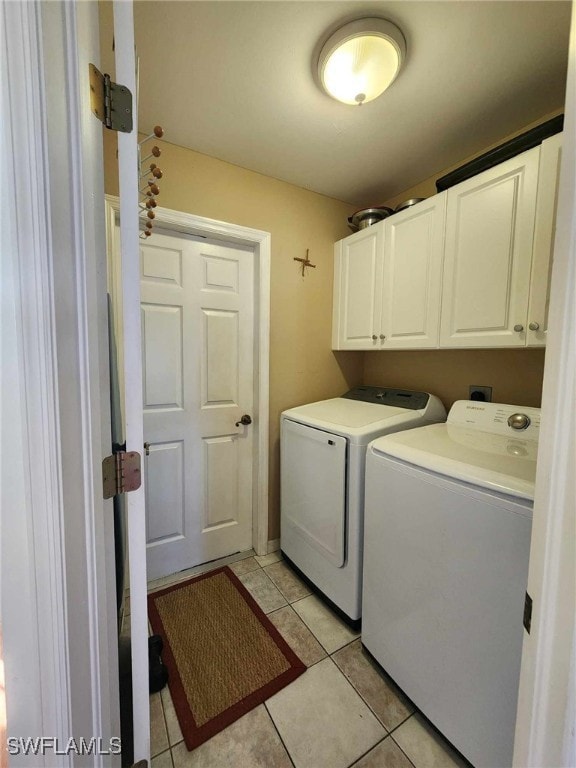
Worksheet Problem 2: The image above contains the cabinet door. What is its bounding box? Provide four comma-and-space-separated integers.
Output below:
527, 133, 562, 347
332, 223, 383, 350
379, 194, 446, 349
440, 147, 540, 348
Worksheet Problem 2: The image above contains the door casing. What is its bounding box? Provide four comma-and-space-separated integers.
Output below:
105, 196, 270, 558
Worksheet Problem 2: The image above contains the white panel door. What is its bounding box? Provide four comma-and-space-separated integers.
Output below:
380, 194, 446, 349
440, 147, 540, 347
332, 223, 384, 350
140, 231, 254, 580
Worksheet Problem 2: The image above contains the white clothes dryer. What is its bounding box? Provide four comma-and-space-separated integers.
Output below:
362, 400, 541, 768
280, 386, 446, 626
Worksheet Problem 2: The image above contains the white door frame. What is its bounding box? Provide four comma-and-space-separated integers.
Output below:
105, 195, 271, 558
513, 4, 576, 766
2, 1, 119, 764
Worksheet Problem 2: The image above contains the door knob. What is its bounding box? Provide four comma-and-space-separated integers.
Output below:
235, 414, 252, 427
371, 335, 378, 341
528, 321, 540, 331
514, 324, 524, 332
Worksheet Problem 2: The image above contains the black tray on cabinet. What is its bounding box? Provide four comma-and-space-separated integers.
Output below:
435, 114, 564, 192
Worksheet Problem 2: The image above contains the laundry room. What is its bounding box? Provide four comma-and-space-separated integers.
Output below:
97, 2, 573, 767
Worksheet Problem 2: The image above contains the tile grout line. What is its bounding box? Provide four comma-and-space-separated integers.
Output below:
329, 642, 416, 738
343, 733, 417, 768
321, 654, 391, 738
150, 746, 173, 768
387, 734, 419, 768
241, 564, 290, 614
286, 601, 360, 656
262, 701, 297, 768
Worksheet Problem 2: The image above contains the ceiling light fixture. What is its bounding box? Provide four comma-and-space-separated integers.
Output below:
318, 18, 406, 106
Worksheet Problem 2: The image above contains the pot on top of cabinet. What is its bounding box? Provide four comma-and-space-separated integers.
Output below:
394, 197, 426, 212
347, 206, 393, 232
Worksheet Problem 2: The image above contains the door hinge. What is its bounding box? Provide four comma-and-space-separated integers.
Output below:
102, 451, 142, 499
524, 591, 533, 634
89, 63, 133, 133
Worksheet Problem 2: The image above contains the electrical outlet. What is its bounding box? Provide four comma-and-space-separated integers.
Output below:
469, 385, 493, 402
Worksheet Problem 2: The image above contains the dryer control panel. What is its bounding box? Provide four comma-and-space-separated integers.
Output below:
448, 400, 541, 440
342, 386, 430, 410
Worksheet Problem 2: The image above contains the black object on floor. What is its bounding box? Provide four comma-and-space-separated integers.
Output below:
118, 633, 169, 767
149, 633, 169, 693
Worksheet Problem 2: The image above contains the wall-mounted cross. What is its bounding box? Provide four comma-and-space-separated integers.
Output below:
294, 249, 316, 277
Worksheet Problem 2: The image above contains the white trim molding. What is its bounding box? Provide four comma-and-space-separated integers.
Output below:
2, 1, 72, 758
2, 2, 120, 765
105, 196, 271, 558
514, 8, 576, 767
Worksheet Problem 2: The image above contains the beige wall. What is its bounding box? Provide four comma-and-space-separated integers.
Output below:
104, 133, 361, 540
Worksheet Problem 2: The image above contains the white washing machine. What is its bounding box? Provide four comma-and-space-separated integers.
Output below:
362, 400, 541, 768
280, 386, 446, 626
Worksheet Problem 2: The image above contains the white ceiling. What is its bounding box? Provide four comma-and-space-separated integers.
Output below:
132, 1, 571, 207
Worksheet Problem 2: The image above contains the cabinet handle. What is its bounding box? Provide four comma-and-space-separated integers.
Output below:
379, 334, 386, 340
514, 324, 524, 332
528, 321, 540, 331
372, 335, 378, 340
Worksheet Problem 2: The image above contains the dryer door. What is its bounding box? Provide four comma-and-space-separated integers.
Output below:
281, 419, 347, 567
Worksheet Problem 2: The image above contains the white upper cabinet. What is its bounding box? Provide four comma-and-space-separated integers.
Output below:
332, 223, 384, 350
526, 132, 563, 346
380, 193, 446, 349
332, 195, 446, 350
440, 147, 540, 348
332, 134, 562, 351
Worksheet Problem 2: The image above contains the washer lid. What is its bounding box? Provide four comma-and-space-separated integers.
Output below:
282, 397, 440, 444
370, 422, 538, 500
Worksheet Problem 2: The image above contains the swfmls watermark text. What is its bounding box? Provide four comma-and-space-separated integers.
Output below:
7, 737, 122, 756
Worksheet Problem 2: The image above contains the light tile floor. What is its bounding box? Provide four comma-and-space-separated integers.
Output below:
146, 552, 471, 768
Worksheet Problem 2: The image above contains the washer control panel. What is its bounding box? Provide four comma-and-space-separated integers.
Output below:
448, 400, 541, 440
342, 386, 430, 410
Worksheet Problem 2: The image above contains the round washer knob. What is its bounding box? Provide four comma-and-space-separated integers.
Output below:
529, 321, 540, 331
514, 324, 524, 332
507, 413, 531, 430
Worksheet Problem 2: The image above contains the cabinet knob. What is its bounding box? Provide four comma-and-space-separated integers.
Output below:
514, 324, 524, 332
379, 334, 386, 340
528, 321, 540, 331
372, 335, 378, 341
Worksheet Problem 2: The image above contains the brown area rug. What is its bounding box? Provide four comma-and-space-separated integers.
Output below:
147, 566, 305, 750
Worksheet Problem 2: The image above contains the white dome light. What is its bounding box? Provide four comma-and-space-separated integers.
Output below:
318, 18, 406, 105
